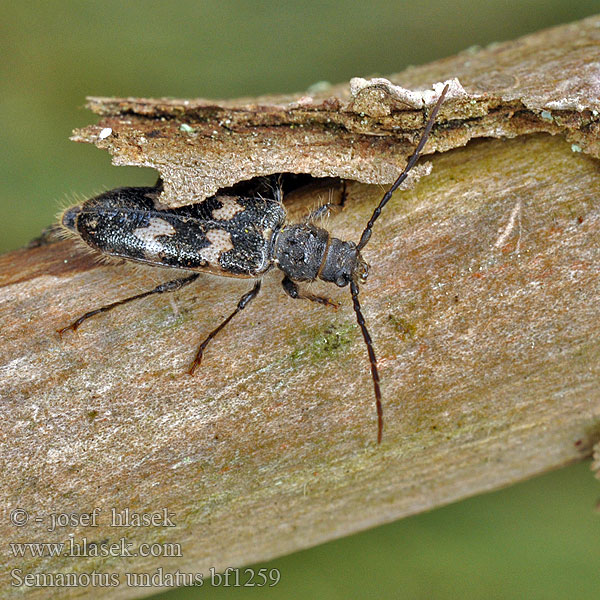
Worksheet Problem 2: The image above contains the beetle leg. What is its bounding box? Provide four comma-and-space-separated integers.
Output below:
304, 180, 348, 222
281, 275, 338, 309
188, 280, 262, 375
306, 203, 334, 222
339, 179, 348, 206
58, 274, 200, 335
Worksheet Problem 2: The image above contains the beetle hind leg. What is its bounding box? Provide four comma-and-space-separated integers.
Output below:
57, 274, 200, 336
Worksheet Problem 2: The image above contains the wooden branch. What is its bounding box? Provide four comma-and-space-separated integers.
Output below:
2, 16, 600, 600
73, 15, 600, 208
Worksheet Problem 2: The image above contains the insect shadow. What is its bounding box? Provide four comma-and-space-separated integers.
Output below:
58, 84, 449, 443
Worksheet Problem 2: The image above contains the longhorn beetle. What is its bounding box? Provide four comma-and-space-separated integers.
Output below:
59, 83, 449, 443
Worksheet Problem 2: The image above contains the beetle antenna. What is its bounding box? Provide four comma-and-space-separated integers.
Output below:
351, 280, 383, 443
356, 83, 449, 252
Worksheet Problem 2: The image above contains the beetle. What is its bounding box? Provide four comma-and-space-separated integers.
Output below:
59, 84, 449, 443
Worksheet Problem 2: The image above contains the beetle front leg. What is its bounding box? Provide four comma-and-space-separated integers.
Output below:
304, 180, 348, 222
281, 275, 338, 309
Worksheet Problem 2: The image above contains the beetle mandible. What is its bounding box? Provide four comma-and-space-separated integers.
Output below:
59, 84, 449, 443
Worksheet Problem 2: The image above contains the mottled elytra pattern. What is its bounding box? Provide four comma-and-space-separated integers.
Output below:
59, 84, 449, 444
63, 189, 285, 276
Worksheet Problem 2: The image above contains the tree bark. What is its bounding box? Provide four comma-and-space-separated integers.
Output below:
1, 15, 600, 600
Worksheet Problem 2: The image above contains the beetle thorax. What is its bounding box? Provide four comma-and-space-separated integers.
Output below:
273, 223, 367, 287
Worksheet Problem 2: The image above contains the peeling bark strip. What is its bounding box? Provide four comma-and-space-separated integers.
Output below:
73, 16, 600, 208
2, 17, 600, 600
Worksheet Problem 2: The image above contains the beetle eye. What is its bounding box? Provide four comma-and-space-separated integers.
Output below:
356, 260, 368, 283
336, 275, 348, 287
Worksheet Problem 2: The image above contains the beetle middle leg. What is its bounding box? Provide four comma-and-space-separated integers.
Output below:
58, 274, 200, 335
188, 280, 262, 375
281, 275, 338, 309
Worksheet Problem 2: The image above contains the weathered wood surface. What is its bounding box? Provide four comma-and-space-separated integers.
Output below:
73, 15, 600, 206
2, 16, 600, 600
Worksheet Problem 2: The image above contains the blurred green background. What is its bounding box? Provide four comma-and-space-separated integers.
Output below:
2, 2, 599, 599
